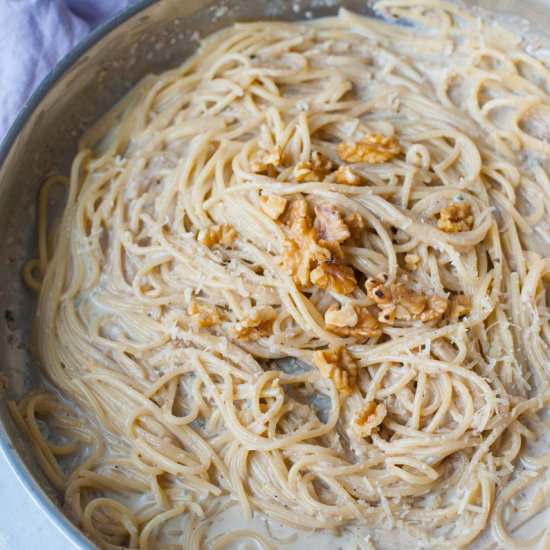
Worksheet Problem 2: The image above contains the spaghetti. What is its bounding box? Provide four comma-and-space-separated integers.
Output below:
13, 1, 550, 548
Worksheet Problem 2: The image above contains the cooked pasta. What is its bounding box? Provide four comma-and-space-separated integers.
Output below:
13, 1, 550, 548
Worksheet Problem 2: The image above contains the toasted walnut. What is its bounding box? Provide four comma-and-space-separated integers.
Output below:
279, 240, 312, 287
335, 165, 364, 185
337, 133, 401, 164
279, 236, 331, 287
365, 278, 393, 306
420, 295, 449, 322
437, 202, 473, 233
260, 194, 287, 220
251, 146, 283, 176
188, 301, 222, 328
293, 162, 316, 182
285, 197, 312, 234
449, 294, 471, 320
366, 277, 448, 325
311, 151, 334, 173
313, 347, 358, 396
325, 303, 358, 328
199, 224, 237, 248
233, 306, 277, 340
294, 151, 334, 182
279, 239, 302, 284
279, 199, 331, 286
344, 212, 365, 242
404, 253, 421, 270
314, 204, 350, 244
393, 284, 427, 316
318, 238, 345, 261
325, 305, 381, 340
378, 305, 396, 324
355, 308, 382, 338
311, 262, 357, 295
353, 401, 387, 438
277, 198, 359, 291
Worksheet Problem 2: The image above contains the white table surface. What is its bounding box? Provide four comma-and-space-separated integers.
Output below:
0, 451, 77, 550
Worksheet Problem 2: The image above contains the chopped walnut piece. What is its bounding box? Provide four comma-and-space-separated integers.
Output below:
365, 277, 448, 325
318, 238, 345, 261
335, 165, 364, 186
285, 197, 312, 234
279, 240, 311, 287
250, 146, 283, 176
395, 305, 415, 321
294, 151, 334, 182
314, 204, 350, 244
277, 197, 358, 291
404, 253, 421, 270
233, 306, 277, 340
293, 162, 316, 182
311, 151, 334, 173
279, 199, 331, 286
345, 212, 365, 241
279, 235, 331, 287
311, 262, 357, 295
449, 294, 471, 320
355, 308, 382, 338
199, 224, 237, 248
393, 284, 427, 316
420, 295, 449, 322
337, 134, 401, 164
378, 305, 396, 324
313, 347, 358, 396
325, 303, 358, 328
188, 301, 222, 328
353, 401, 387, 438
437, 202, 473, 233
260, 194, 287, 220
365, 278, 393, 307
325, 305, 381, 340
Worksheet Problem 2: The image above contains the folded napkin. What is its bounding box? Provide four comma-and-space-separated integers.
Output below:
0, 0, 134, 140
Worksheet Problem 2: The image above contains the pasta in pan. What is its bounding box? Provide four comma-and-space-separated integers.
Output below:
12, 1, 550, 548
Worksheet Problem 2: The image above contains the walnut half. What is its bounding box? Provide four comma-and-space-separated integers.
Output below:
337, 133, 401, 164
325, 304, 381, 341
365, 277, 449, 324
313, 347, 358, 396
277, 198, 357, 294
278, 198, 331, 287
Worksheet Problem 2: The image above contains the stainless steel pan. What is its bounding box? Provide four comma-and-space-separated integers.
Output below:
1, 1, 549, 547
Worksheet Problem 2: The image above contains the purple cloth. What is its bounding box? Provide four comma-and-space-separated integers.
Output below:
0, 0, 134, 140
